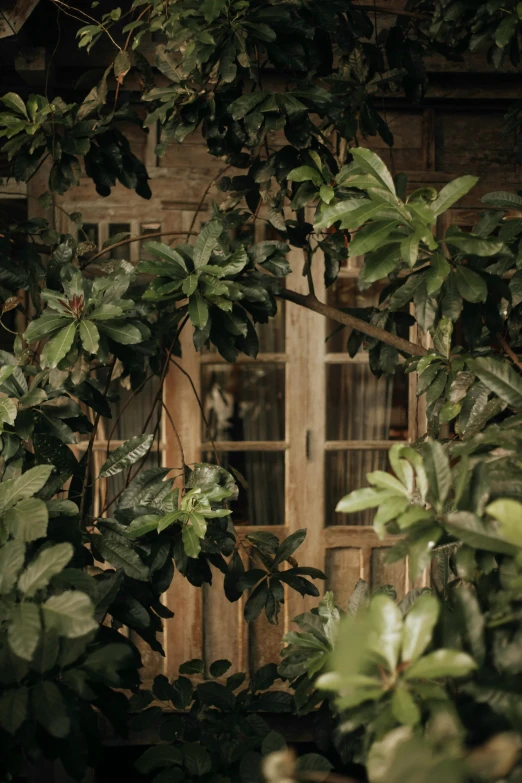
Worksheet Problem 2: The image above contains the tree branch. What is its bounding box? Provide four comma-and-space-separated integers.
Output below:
80, 231, 196, 269
279, 288, 427, 356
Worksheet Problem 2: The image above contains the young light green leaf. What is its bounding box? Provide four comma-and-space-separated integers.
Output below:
349, 220, 397, 257
18, 542, 73, 597
99, 434, 154, 478
486, 498, 522, 548
1, 92, 28, 117
391, 685, 421, 726
431, 176, 478, 216
288, 166, 324, 187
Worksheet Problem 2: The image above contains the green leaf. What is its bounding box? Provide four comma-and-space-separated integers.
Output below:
273, 529, 306, 566
0, 464, 53, 512
482, 191, 522, 209
468, 357, 522, 411
193, 221, 223, 268
100, 434, 154, 478
229, 91, 268, 120
40, 322, 77, 369
405, 649, 477, 680
445, 511, 518, 556
0, 397, 17, 426
446, 232, 504, 257
401, 594, 439, 663
98, 321, 143, 344
209, 658, 232, 677
422, 441, 451, 511
182, 513, 207, 558
135, 746, 183, 775
486, 498, 522, 547
351, 148, 396, 194
79, 320, 100, 354
495, 13, 518, 47
24, 314, 72, 342
336, 488, 398, 513
182, 274, 198, 297
369, 595, 403, 672
42, 590, 97, 638
453, 266, 487, 304
0, 687, 28, 734
296, 754, 333, 780
114, 50, 131, 78
125, 514, 162, 538
184, 743, 212, 777
0, 92, 28, 118
96, 531, 149, 580
288, 166, 324, 187
244, 579, 268, 622
8, 602, 41, 660
31, 681, 70, 738
0, 540, 25, 593
349, 220, 397, 257
188, 290, 209, 330
414, 282, 437, 333
179, 658, 204, 675
18, 542, 73, 597
391, 685, 420, 726
431, 176, 478, 216
359, 246, 400, 284
5, 497, 48, 542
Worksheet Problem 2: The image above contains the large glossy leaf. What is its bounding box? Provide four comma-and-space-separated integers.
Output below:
351, 147, 396, 194
98, 321, 143, 344
468, 357, 522, 411
79, 319, 100, 353
485, 499, 522, 548
430, 176, 478, 216
95, 531, 149, 580
18, 542, 73, 597
401, 594, 439, 663
482, 190, 522, 209
404, 649, 477, 680
40, 321, 77, 369
42, 590, 97, 637
99, 434, 154, 478
188, 290, 209, 330
273, 529, 306, 566
193, 221, 223, 268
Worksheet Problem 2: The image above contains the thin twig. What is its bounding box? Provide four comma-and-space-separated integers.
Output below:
169, 356, 221, 467
161, 400, 185, 490
80, 231, 196, 268
50, 0, 122, 49
186, 165, 232, 241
